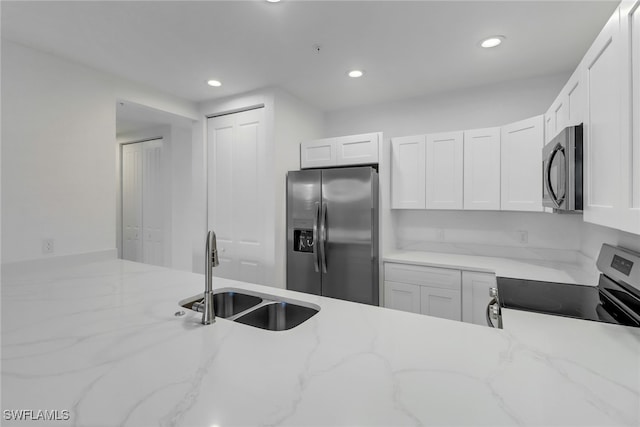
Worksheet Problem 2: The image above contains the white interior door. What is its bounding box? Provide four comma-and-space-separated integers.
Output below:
207, 108, 266, 284
121, 139, 165, 265
122, 143, 143, 262
142, 139, 165, 266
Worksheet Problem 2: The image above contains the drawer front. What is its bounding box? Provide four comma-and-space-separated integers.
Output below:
384, 262, 461, 290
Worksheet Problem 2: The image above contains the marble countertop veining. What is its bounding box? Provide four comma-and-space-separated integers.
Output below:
384, 250, 601, 285
2, 259, 639, 426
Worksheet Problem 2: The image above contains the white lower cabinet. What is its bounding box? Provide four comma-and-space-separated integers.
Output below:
420, 286, 461, 321
384, 262, 461, 321
384, 262, 495, 326
384, 281, 421, 314
461, 271, 496, 326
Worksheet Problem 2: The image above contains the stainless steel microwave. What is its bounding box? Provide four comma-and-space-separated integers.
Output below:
542, 124, 583, 211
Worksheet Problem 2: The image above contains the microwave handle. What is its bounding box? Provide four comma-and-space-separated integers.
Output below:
544, 144, 563, 209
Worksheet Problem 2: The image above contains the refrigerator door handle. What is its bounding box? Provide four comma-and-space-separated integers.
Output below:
320, 201, 328, 273
313, 202, 320, 273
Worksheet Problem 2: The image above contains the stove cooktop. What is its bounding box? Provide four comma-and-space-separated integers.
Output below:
496, 277, 620, 325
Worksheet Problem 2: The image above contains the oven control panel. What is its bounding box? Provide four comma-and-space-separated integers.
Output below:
597, 244, 640, 293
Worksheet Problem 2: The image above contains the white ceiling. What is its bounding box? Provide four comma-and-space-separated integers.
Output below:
2, 0, 618, 112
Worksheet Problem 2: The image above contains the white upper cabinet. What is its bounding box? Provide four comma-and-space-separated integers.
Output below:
300, 138, 335, 169
500, 115, 544, 212
545, 67, 584, 144
565, 70, 584, 128
463, 127, 501, 210
583, 8, 623, 230
619, 0, 640, 234
391, 135, 426, 209
300, 132, 379, 169
425, 131, 464, 209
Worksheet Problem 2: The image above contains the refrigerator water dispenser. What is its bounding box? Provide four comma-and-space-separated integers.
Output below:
293, 229, 314, 253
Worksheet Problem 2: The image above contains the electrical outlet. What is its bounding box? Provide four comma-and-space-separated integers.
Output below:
42, 238, 54, 254
517, 231, 528, 244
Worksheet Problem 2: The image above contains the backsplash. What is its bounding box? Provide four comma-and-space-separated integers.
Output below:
394, 210, 585, 262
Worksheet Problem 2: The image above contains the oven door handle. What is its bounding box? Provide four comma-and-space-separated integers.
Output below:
486, 297, 502, 328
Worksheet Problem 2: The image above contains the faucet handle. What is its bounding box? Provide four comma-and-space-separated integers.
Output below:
208, 230, 220, 267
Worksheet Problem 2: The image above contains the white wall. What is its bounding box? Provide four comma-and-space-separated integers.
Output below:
272, 88, 324, 287
170, 125, 194, 271
2, 41, 116, 263
324, 73, 580, 258
1, 41, 198, 265
580, 222, 640, 261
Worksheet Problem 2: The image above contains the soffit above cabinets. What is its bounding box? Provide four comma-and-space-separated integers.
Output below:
2, 1, 618, 111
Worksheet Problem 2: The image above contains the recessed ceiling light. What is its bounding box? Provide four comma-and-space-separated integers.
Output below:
348, 70, 364, 78
266, 0, 281, 3
480, 36, 505, 48
207, 80, 222, 87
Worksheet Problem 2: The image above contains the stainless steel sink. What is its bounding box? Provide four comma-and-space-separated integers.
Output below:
179, 290, 262, 319
178, 288, 319, 330
235, 301, 319, 331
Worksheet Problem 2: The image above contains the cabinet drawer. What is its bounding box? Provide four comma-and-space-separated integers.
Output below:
384, 263, 461, 290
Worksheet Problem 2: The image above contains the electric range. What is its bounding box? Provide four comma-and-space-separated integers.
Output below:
488, 244, 640, 328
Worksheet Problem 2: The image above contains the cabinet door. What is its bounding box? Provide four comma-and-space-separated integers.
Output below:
335, 133, 379, 166
544, 111, 556, 144
391, 135, 426, 209
500, 115, 544, 212
463, 128, 501, 210
620, 1, 640, 234
420, 286, 461, 321
384, 281, 421, 313
426, 131, 464, 209
462, 271, 496, 326
300, 138, 336, 169
552, 98, 567, 138
565, 69, 584, 127
583, 8, 622, 229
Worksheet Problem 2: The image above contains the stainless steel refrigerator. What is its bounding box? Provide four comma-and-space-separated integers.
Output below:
286, 166, 379, 305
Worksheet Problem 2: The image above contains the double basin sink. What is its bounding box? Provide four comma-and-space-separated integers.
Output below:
179, 288, 320, 331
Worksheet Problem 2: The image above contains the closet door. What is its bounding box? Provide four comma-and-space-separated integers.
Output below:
122, 139, 166, 265
142, 139, 165, 266
207, 108, 267, 284
122, 143, 143, 262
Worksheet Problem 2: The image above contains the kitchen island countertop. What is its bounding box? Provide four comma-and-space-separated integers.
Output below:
2, 258, 638, 426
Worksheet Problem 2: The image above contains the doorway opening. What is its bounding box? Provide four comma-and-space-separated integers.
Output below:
116, 100, 194, 270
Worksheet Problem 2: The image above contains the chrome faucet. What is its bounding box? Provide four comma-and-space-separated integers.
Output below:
202, 230, 220, 325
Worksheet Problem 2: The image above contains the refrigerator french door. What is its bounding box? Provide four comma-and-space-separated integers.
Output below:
286, 167, 379, 305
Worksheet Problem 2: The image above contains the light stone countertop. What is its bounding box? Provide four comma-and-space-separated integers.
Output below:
384, 250, 601, 285
2, 259, 639, 426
